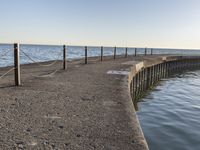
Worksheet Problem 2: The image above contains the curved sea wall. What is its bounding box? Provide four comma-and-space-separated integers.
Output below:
128, 56, 200, 105
124, 56, 200, 149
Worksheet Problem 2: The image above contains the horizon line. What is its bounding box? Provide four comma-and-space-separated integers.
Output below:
0, 42, 200, 51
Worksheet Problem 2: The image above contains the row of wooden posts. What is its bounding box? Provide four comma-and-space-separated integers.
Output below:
11, 43, 154, 86
130, 58, 200, 102
84, 46, 153, 64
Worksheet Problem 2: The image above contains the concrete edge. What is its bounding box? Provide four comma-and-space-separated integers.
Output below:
121, 55, 190, 150
121, 61, 149, 150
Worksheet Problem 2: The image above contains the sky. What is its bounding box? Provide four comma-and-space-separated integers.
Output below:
1, 0, 200, 49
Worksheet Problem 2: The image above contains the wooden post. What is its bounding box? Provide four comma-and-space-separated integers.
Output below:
135, 73, 138, 100
150, 66, 153, 86
146, 67, 151, 90
63, 45, 67, 70
114, 46, 116, 59
125, 47, 128, 58
140, 70, 143, 93
138, 71, 141, 98
133, 77, 136, 101
156, 65, 159, 82
135, 48, 137, 57
144, 68, 147, 91
145, 47, 147, 55
166, 62, 169, 77
168, 61, 172, 75
101, 46, 103, 61
14, 43, 21, 86
130, 80, 133, 98
151, 49, 153, 55
139, 70, 143, 94
85, 46, 88, 64
152, 66, 154, 85
161, 63, 164, 78
159, 64, 162, 78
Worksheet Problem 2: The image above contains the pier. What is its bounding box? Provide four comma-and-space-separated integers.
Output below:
1, 45, 200, 149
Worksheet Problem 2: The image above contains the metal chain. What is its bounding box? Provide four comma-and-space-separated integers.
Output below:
31, 69, 59, 78
0, 49, 62, 79
20, 50, 62, 77
0, 68, 15, 79
21, 50, 62, 67
0, 49, 10, 59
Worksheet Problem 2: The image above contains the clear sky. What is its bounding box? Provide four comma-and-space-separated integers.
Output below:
1, 0, 200, 49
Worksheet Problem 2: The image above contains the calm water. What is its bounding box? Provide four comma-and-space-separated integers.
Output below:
1, 44, 200, 67
137, 70, 200, 150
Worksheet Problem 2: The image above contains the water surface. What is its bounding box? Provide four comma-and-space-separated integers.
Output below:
1, 44, 200, 67
137, 70, 200, 150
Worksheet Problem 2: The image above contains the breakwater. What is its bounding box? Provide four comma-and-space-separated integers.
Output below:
1, 52, 200, 149
129, 56, 200, 105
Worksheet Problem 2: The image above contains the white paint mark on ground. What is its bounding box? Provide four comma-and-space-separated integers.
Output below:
122, 61, 139, 65
107, 70, 130, 75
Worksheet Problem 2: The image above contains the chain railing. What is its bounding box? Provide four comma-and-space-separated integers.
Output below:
0, 49, 10, 59
0, 48, 14, 81
0, 44, 67, 85
1, 43, 200, 87
0, 43, 156, 86
0, 67, 15, 79
21, 50, 61, 67
20, 50, 62, 77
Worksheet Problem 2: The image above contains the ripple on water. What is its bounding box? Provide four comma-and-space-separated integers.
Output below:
137, 70, 200, 150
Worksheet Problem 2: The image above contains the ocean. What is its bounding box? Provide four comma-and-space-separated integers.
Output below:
1, 44, 200, 67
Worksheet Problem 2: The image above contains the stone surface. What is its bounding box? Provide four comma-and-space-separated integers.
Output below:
0, 55, 171, 150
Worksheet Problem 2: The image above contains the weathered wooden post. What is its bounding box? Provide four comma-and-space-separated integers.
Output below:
138, 71, 141, 98
161, 63, 163, 79
168, 61, 172, 75
156, 64, 159, 82
114, 46, 116, 59
157, 64, 160, 80
146, 67, 151, 90
138, 71, 141, 96
125, 47, 128, 58
63, 45, 67, 70
166, 61, 169, 77
130, 80, 133, 99
135, 73, 138, 100
85, 46, 88, 64
145, 47, 147, 55
14, 43, 21, 86
144, 68, 147, 91
135, 48, 137, 57
143, 69, 146, 91
140, 70, 143, 94
141, 68, 144, 92
133, 77, 136, 101
151, 48, 153, 55
163, 62, 166, 78
151, 66, 154, 86
101, 46, 103, 61
159, 64, 162, 79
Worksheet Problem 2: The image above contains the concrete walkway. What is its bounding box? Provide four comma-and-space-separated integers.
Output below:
0, 56, 164, 150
